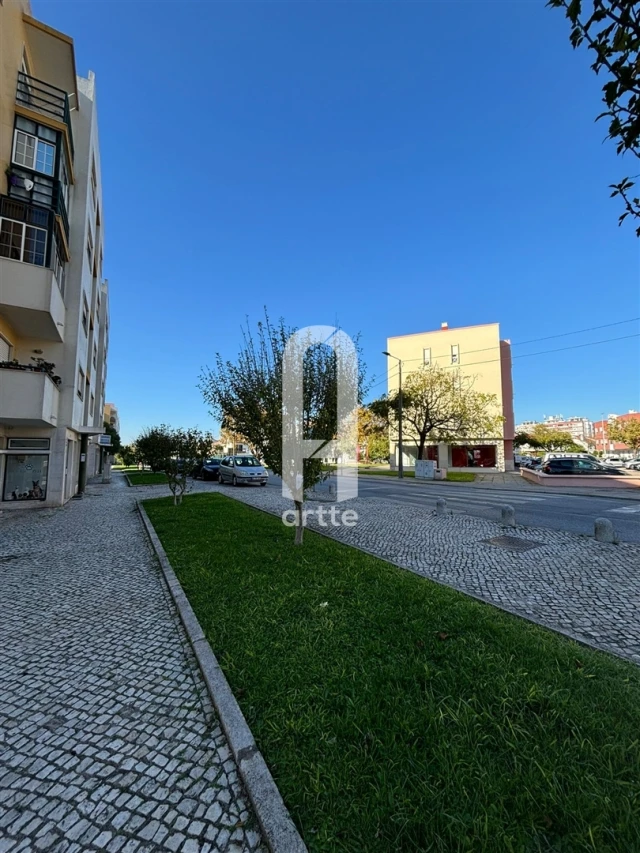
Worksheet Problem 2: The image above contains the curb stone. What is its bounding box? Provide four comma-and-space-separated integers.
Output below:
137, 502, 308, 853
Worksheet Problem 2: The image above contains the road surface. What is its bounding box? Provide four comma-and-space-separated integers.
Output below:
264, 474, 640, 543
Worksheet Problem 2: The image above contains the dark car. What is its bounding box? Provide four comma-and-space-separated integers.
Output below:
193, 458, 222, 481
542, 458, 625, 475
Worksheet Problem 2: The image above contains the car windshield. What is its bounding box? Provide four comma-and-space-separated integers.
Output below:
234, 456, 261, 467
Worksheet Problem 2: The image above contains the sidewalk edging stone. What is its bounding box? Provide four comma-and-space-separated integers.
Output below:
137, 501, 308, 853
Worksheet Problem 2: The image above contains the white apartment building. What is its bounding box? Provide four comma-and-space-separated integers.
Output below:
0, 1, 109, 506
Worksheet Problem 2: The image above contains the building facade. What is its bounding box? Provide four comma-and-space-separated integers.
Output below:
386, 322, 515, 471
104, 401, 119, 435
0, 1, 109, 506
515, 415, 593, 447
592, 411, 640, 456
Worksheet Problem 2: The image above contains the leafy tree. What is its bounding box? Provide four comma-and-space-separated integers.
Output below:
548, 0, 640, 234
357, 405, 389, 462
529, 424, 584, 451
135, 425, 174, 472
199, 313, 366, 544
366, 432, 390, 462
102, 421, 122, 455
163, 427, 213, 505
118, 444, 137, 467
370, 364, 503, 462
514, 431, 542, 449
608, 417, 640, 451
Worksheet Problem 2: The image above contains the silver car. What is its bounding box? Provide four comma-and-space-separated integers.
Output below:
219, 455, 268, 486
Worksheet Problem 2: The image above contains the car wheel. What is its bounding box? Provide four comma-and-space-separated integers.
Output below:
261, 482, 267, 487
232, 475, 238, 486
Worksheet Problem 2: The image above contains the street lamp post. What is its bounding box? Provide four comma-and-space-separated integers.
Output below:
383, 351, 403, 479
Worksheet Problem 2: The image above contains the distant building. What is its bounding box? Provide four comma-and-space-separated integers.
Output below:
515, 416, 593, 448
592, 411, 640, 455
386, 322, 515, 471
104, 402, 119, 434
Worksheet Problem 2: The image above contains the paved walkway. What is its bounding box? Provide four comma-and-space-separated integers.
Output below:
162, 479, 640, 666
0, 477, 266, 853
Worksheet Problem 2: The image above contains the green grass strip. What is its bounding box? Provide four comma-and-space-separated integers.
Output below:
144, 492, 640, 853
127, 472, 168, 486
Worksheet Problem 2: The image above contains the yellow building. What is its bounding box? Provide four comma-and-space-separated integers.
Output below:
385, 322, 515, 471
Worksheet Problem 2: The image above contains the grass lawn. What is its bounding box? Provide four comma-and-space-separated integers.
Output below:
358, 468, 476, 483
144, 493, 640, 853
126, 471, 167, 485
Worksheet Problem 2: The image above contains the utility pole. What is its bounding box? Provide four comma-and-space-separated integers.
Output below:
383, 351, 403, 479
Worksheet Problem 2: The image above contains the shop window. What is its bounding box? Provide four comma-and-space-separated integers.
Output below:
451, 445, 497, 468
3, 453, 48, 501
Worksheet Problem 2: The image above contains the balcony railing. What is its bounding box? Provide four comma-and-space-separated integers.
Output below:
16, 71, 74, 159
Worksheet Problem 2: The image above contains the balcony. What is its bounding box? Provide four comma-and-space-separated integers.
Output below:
16, 71, 74, 160
0, 368, 60, 427
0, 254, 65, 342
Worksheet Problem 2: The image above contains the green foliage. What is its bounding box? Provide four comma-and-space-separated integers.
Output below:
102, 422, 122, 455
371, 364, 503, 462
118, 444, 137, 467
548, 0, 640, 234
145, 492, 640, 853
365, 432, 390, 462
608, 417, 640, 450
133, 425, 215, 503
529, 424, 584, 452
514, 431, 542, 449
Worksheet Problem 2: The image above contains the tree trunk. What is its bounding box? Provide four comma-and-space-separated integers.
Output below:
417, 432, 427, 461
294, 499, 304, 545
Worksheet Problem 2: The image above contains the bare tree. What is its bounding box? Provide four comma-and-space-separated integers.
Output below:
199, 313, 366, 544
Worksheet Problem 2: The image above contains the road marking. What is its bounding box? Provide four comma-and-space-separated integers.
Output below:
386, 492, 546, 506
608, 506, 640, 514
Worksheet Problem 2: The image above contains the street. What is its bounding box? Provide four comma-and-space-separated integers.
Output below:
265, 474, 640, 543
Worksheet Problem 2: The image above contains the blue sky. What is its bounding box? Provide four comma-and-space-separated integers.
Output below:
37, 0, 639, 442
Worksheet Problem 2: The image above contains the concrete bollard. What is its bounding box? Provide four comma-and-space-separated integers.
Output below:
500, 505, 516, 527
594, 518, 619, 544
435, 498, 447, 516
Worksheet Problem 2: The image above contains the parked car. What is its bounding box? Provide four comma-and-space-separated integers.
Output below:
602, 456, 625, 468
522, 458, 542, 469
625, 458, 640, 470
193, 458, 222, 481
542, 458, 626, 475
218, 455, 268, 486
542, 452, 599, 464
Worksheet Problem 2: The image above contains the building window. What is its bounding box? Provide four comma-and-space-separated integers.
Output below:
451, 445, 497, 468
451, 344, 459, 365
8, 438, 50, 449
90, 393, 95, 417
8, 167, 55, 208
93, 342, 98, 368
2, 453, 48, 501
59, 152, 69, 208
77, 367, 85, 399
423, 348, 431, 366
53, 240, 66, 297
0, 217, 46, 266
86, 227, 93, 266
12, 128, 55, 176
82, 297, 89, 336
91, 160, 98, 208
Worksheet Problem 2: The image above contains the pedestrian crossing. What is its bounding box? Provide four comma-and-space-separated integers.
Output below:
384, 490, 558, 506
608, 506, 640, 514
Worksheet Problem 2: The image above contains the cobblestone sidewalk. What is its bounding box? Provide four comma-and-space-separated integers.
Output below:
0, 477, 266, 853
156, 479, 640, 665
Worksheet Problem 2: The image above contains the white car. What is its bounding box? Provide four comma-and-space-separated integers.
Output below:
625, 458, 640, 470
218, 454, 268, 486
602, 456, 625, 468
